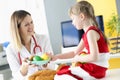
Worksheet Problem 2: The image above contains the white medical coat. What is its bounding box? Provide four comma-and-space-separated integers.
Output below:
6, 34, 53, 80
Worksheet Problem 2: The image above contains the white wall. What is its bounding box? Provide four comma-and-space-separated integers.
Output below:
44, 0, 76, 54
0, 0, 25, 43
0, 0, 49, 43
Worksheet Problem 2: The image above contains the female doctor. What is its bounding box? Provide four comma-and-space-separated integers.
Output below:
6, 10, 54, 80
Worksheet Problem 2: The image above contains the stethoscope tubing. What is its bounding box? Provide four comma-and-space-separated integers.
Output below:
32, 35, 42, 53
18, 35, 42, 65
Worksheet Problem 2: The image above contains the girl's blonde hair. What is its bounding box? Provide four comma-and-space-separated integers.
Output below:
69, 0, 98, 27
68, 0, 108, 44
10, 10, 31, 51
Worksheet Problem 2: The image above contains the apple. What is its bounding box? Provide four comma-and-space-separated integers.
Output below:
80, 51, 87, 55
33, 55, 43, 61
80, 52, 87, 64
80, 53, 86, 56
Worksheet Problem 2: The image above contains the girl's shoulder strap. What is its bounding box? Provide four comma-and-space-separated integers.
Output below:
86, 26, 99, 34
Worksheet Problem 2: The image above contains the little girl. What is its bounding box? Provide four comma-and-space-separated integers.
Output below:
52, 1, 110, 80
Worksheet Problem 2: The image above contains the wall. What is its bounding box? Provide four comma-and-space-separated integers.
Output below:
0, 0, 49, 43
44, 0, 76, 54
0, 0, 25, 43
116, 0, 120, 15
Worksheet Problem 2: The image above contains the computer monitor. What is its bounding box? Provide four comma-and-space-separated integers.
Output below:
61, 20, 84, 48
96, 15, 104, 32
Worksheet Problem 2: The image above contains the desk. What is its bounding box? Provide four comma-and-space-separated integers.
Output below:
0, 51, 8, 66
0, 51, 12, 80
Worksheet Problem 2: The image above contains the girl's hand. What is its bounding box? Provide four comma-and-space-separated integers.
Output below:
72, 55, 80, 63
45, 52, 57, 61
44, 52, 59, 61
51, 55, 58, 61
45, 52, 53, 59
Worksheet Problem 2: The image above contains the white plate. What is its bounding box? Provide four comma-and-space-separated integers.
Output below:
27, 58, 50, 65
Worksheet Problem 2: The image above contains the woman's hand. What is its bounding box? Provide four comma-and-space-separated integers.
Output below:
20, 58, 29, 76
41, 64, 48, 70
20, 57, 37, 76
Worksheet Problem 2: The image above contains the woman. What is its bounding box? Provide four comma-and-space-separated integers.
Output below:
6, 10, 54, 80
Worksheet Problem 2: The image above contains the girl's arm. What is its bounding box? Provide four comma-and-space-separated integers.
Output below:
74, 39, 85, 55
51, 37, 85, 61
73, 30, 99, 63
52, 51, 75, 61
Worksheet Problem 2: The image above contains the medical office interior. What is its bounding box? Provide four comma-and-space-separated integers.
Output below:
0, 0, 120, 80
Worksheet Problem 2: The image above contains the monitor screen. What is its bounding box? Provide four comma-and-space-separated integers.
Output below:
61, 20, 84, 48
96, 15, 104, 32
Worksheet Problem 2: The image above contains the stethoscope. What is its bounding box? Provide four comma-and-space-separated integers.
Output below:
18, 35, 42, 65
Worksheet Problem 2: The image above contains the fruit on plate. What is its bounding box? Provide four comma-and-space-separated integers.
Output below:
80, 52, 87, 56
72, 51, 87, 67
29, 55, 34, 61
78, 51, 86, 55
41, 54, 49, 60
80, 51, 87, 63
33, 55, 43, 61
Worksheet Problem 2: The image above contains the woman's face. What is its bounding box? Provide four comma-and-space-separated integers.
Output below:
19, 15, 34, 38
71, 14, 84, 30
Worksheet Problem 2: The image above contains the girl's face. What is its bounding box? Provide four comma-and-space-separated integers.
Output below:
71, 14, 84, 30
19, 15, 34, 38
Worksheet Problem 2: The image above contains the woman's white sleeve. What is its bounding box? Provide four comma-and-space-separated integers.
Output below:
6, 46, 25, 80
